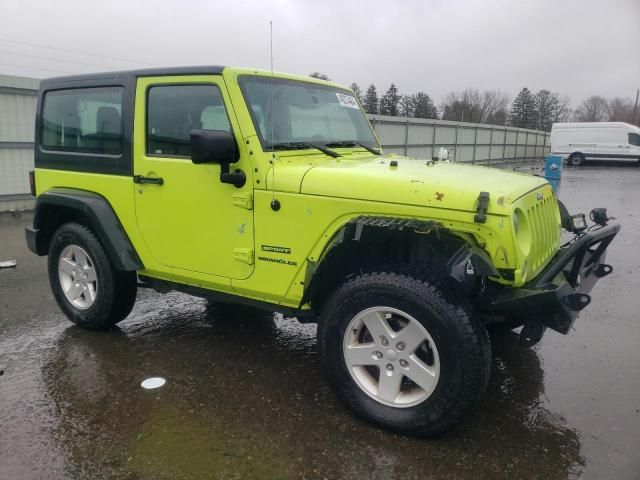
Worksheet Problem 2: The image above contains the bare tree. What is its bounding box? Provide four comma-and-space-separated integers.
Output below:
608, 97, 634, 123
574, 96, 609, 122
534, 90, 571, 131
551, 94, 572, 123
480, 90, 510, 125
442, 88, 508, 124
441, 89, 483, 122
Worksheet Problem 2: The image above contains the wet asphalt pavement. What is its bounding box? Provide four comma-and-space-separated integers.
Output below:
1, 164, 639, 480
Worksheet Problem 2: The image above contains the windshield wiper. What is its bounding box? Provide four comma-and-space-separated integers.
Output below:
324, 140, 381, 155
266, 141, 341, 158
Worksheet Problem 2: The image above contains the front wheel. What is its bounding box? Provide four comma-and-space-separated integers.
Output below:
568, 153, 585, 166
318, 267, 491, 437
48, 223, 137, 330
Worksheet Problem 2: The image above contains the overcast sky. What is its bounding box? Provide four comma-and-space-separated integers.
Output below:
1, 0, 638, 106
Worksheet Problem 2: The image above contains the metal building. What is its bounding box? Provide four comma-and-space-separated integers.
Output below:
0, 74, 40, 212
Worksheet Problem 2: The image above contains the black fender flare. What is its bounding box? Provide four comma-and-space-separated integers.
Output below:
446, 243, 498, 282
27, 188, 143, 271
299, 215, 497, 309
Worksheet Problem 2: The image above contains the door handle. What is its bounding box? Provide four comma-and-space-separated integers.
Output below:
133, 175, 164, 185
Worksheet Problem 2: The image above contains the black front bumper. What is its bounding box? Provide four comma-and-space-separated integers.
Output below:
487, 222, 620, 335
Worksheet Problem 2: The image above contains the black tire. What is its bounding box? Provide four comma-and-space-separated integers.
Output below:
48, 222, 137, 330
318, 266, 491, 437
111, 270, 138, 322
568, 153, 584, 166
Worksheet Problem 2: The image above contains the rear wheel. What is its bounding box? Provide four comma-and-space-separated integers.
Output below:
48, 223, 137, 330
568, 153, 585, 166
318, 267, 491, 437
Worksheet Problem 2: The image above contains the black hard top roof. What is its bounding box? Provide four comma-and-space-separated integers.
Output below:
40, 65, 225, 89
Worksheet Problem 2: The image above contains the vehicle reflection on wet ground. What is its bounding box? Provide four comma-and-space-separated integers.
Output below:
1, 164, 639, 479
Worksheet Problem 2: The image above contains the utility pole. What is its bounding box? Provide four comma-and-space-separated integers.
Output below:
633, 89, 639, 125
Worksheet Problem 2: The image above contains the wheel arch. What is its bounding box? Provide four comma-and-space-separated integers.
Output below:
300, 216, 497, 312
29, 188, 143, 271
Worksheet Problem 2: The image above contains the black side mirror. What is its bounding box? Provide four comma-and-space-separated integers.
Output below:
190, 129, 245, 187
190, 129, 236, 164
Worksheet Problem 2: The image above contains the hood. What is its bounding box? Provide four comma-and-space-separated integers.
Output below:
271, 155, 547, 214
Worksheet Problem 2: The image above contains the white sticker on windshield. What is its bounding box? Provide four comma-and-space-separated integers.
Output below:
336, 93, 359, 109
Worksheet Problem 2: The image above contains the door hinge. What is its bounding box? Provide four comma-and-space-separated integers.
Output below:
233, 248, 254, 265
232, 192, 253, 210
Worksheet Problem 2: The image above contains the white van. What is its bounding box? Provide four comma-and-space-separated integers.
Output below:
550, 122, 640, 166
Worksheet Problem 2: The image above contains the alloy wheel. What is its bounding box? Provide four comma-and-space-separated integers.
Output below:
58, 244, 98, 310
342, 306, 440, 408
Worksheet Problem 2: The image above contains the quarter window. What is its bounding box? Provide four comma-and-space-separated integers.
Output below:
146, 85, 231, 157
42, 87, 123, 154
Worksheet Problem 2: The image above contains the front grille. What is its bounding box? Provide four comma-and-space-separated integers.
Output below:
523, 190, 561, 275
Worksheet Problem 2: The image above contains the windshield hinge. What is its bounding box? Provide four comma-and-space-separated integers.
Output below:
233, 248, 254, 265
232, 192, 253, 210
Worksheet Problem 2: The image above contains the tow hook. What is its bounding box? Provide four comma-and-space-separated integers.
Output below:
520, 321, 546, 347
594, 264, 613, 278
563, 293, 591, 311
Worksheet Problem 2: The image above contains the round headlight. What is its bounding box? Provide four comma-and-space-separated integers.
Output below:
513, 208, 531, 255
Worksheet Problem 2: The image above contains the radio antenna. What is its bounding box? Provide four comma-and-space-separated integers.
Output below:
269, 20, 280, 211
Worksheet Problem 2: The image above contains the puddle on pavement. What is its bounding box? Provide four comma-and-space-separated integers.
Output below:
0, 290, 585, 479
8, 168, 640, 479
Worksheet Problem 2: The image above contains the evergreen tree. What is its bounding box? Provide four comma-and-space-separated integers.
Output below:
363, 84, 379, 114
534, 89, 555, 132
380, 84, 401, 116
399, 95, 414, 117
411, 92, 438, 119
350, 83, 363, 105
309, 72, 330, 81
510, 87, 537, 128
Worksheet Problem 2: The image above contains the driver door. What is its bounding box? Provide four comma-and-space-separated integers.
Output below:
133, 76, 254, 280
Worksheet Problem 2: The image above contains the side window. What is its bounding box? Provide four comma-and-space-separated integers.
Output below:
146, 84, 231, 157
42, 87, 123, 154
629, 133, 640, 147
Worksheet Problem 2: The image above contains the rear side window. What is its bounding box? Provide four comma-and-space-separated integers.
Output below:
42, 87, 123, 155
146, 84, 231, 157
629, 133, 640, 146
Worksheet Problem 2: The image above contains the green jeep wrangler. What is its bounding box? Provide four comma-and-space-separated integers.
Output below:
26, 66, 619, 436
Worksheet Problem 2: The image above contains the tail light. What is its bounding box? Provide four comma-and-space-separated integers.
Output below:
28, 170, 36, 196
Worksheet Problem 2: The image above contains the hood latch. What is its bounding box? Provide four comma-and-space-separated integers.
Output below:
474, 191, 490, 224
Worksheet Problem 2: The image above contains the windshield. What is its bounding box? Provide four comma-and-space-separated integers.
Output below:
238, 75, 378, 151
